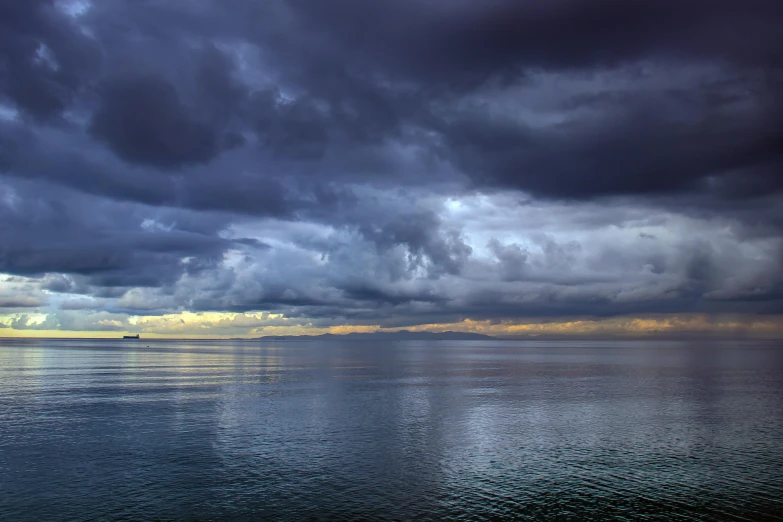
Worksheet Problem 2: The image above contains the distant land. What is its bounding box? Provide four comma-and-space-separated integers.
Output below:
246, 330, 780, 342
252, 330, 497, 341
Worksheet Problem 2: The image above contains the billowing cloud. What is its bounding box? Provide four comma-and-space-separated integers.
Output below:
0, 0, 781, 337
89, 74, 221, 169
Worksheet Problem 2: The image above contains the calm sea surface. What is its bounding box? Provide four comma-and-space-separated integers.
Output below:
1, 338, 782, 521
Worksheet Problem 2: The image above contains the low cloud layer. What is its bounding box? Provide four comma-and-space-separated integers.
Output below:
1, 0, 782, 336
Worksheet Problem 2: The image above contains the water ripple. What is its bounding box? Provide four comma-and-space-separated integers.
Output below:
1, 339, 782, 520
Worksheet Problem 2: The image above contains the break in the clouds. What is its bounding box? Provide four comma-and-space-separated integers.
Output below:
1, 0, 782, 337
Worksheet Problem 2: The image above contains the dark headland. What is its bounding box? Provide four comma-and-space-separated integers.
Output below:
254, 330, 496, 341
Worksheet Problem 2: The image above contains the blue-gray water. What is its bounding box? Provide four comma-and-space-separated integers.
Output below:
1, 339, 782, 521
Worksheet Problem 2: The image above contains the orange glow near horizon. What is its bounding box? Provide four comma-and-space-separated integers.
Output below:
1, 312, 781, 339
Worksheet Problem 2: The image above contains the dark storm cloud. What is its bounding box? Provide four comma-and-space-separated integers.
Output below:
241, 0, 783, 202
272, 0, 782, 84
0, 0, 100, 120
439, 71, 783, 200
0, 121, 296, 216
358, 211, 473, 278
338, 284, 447, 307
0, 178, 262, 292
3, 0, 777, 205
1, 0, 782, 328
89, 74, 220, 169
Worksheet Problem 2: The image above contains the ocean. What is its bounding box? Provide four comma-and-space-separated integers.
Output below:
1, 338, 782, 520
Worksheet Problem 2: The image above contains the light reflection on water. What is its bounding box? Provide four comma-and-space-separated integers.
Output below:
1, 338, 782, 520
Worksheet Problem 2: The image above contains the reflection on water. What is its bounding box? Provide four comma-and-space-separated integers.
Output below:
1, 338, 782, 520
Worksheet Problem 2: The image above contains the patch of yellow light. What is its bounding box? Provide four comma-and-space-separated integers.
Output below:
2, 311, 782, 339
0, 329, 131, 339
398, 315, 783, 338
326, 325, 381, 335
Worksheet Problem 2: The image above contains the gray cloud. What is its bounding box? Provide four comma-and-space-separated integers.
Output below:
0, 0, 101, 120
0, 296, 46, 308
89, 74, 221, 169
0, 0, 782, 332
0, 178, 260, 294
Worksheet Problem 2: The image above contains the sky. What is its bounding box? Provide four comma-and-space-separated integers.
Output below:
1, 0, 782, 338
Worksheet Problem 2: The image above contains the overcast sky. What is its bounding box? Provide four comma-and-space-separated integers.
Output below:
1, 0, 782, 338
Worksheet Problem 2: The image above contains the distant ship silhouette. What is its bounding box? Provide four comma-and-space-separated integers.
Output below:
123, 334, 140, 339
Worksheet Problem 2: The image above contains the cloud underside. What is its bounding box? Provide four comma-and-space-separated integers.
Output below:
1, 0, 782, 336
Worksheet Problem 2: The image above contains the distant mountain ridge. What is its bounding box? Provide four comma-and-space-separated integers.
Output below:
253, 330, 497, 341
